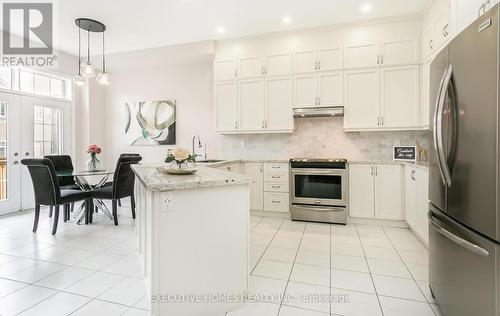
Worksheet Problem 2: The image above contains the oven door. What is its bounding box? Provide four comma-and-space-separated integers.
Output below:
291, 168, 347, 207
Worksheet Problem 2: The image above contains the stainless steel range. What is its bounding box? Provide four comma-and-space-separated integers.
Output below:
289, 158, 348, 224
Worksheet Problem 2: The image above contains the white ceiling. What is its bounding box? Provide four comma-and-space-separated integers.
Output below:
54, 0, 431, 56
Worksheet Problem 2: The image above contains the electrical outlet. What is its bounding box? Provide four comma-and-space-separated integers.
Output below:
161, 193, 174, 211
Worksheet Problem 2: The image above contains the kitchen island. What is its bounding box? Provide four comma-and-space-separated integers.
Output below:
131, 162, 251, 316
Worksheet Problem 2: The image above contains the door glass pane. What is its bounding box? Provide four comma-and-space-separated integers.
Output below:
34, 75, 50, 96
0, 68, 12, 90
50, 78, 63, 98
33, 106, 62, 157
294, 174, 342, 199
20, 71, 34, 93
0, 101, 7, 200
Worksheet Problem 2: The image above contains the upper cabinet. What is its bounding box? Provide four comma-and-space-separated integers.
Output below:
294, 47, 343, 73
454, 0, 499, 36
422, 5, 451, 62
214, 58, 237, 81
344, 38, 419, 69
266, 53, 293, 76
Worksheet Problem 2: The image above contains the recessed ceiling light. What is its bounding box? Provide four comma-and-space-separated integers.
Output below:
361, 4, 371, 12
216, 27, 225, 34
282, 16, 291, 24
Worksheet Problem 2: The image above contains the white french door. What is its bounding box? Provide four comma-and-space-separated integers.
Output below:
0, 92, 71, 215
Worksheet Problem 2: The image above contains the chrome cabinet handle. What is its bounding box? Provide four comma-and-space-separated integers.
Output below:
271, 176, 281, 179
370, 166, 373, 175
13, 152, 18, 157
234, 69, 237, 78
272, 200, 281, 204
271, 185, 280, 189
410, 170, 416, 181
377, 55, 380, 64
262, 120, 265, 128
429, 40, 433, 50
380, 55, 384, 64
429, 213, 490, 257
317, 61, 321, 70
381, 117, 384, 125
442, 24, 449, 37
377, 117, 380, 126
12, 161, 19, 165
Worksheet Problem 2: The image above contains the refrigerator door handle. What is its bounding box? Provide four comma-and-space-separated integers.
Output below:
436, 65, 454, 187
429, 213, 490, 257
433, 69, 448, 186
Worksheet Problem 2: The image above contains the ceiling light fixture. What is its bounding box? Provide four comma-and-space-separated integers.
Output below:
73, 20, 85, 87
361, 4, 372, 12
74, 18, 109, 86
282, 16, 291, 24
216, 27, 226, 34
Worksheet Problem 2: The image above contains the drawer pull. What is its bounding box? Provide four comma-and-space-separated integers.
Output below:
271, 176, 281, 179
271, 185, 281, 189
272, 200, 281, 203
271, 166, 281, 169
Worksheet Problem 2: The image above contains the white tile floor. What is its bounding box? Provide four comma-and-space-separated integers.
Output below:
0, 204, 441, 316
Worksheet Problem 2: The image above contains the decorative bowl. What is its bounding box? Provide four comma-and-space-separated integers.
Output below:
157, 166, 198, 175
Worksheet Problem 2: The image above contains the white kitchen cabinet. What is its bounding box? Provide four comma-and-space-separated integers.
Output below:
344, 69, 380, 129
422, 5, 451, 62
214, 58, 237, 81
454, 0, 498, 35
244, 163, 264, 211
420, 62, 431, 128
266, 53, 292, 76
344, 39, 418, 69
262, 162, 289, 213
294, 47, 343, 74
344, 43, 379, 69
349, 164, 375, 219
349, 164, 403, 221
294, 74, 317, 107
215, 81, 238, 131
264, 192, 289, 212
380, 66, 420, 128
266, 77, 293, 130
374, 164, 404, 220
239, 56, 264, 79
238, 78, 265, 130
405, 165, 429, 245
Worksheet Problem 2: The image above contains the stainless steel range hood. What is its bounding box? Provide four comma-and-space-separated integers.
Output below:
293, 106, 344, 118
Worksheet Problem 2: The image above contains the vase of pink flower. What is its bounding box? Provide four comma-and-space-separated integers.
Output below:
86, 144, 102, 171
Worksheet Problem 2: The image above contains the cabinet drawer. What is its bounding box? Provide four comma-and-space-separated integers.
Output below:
264, 182, 289, 193
264, 173, 289, 182
264, 163, 289, 173
264, 192, 289, 212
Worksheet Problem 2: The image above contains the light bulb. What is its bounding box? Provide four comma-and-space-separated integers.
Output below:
81, 61, 96, 78
96, 72, 111, 86
73, 74, 86, 86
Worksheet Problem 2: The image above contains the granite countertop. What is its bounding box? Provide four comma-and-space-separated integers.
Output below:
348, 160, 429, 169
131, 162, 251, 192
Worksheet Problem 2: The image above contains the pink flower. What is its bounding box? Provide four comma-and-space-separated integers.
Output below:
95, 147, 102, 154
87, 144, 102, 154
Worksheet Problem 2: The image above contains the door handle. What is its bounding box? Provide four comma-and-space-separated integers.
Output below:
433, 69, 449, 186
12, 161, 19, 165
429, 213, 490, 257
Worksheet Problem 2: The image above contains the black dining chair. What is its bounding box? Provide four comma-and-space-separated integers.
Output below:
21, 158, 91, 235
44, 155, 79, 216
103, 153, 141, 207
91, 155, 142, 225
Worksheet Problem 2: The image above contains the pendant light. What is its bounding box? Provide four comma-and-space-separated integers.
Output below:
96, 31, 110, 85
73, 20, 86, 86
74, 18, 107, 85
81, 29, 96, 78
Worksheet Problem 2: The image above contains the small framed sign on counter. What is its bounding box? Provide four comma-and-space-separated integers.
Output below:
393, 146, 417, 161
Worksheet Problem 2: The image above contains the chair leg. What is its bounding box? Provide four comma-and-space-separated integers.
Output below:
130, 195, 136, 219
32, 204, 40, 233
63, 204, 68, 222
71, 202, 75, 213
52, 205, 60, 235
49, 206, 53, 217
89, 199, 94, 224
112, 199, 118, 226
118, 199, 122, 207
84, 200, 89, 225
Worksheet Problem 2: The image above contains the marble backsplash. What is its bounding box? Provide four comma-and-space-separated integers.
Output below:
218, 118, 432, 161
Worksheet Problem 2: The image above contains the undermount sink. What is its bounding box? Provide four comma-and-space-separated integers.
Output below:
195, 159, 226, 163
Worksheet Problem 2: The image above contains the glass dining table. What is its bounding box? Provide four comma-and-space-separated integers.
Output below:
56, 169, 114, 224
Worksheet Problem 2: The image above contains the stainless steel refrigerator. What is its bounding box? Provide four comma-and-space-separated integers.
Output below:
429, 4, 500, 316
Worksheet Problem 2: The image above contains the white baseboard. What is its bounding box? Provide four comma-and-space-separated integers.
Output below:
347, 216, 409, 228
251, 210, 290, 219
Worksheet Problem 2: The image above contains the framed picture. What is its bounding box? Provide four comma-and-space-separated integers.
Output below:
124, 100, 176, 146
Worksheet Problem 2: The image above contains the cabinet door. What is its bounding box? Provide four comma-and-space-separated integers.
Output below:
381, 38, 419, 66
293, 74, 317, 108
344, 69, 380, 129
215, 81, 238, 131
214, 59, 237, 81
374, 164, 403, 220
422, 26, 435, 61
266, 76, 293, 131
294, 50, 317, 74
266, 53, 292, 76
239, 79, 265, 130
349, 164, 375, 219
380, 66, 420, 128
318, 47, 343, 71
415, 168, 429, 244
405, 166, 417, 228
344, 43, 379, 69
239, 56, 264, 79
244, 163, 264, 211
434, 8, 451, 49
454, 0, 486, 35
420, 62, 430, 128
318, 71, 343, 107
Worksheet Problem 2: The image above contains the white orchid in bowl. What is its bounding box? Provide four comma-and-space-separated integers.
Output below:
165, 147, 195, 168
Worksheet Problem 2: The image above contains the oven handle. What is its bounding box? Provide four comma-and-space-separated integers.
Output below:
291, 168, 346, 175
292, 204, 346, 212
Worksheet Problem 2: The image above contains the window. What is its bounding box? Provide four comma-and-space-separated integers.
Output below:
11, 68, 72, 100
33, 106, 62, 158
0, 102, 7, 201
0, 68, 12, 90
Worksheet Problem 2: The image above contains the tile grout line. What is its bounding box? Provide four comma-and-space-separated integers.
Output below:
355, 224, 385, 316
249, 217, 286, 275
381, 226, 438, 315
276, 221, 306, 316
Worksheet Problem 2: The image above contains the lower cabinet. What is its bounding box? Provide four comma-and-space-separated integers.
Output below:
349, 164, 403, 220
243, 162, 290, 212
405, 165, 429, 244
